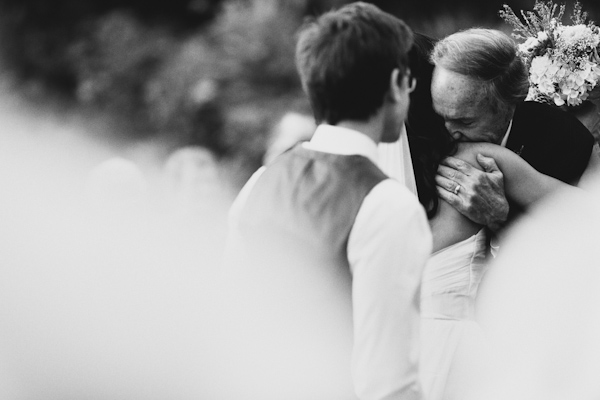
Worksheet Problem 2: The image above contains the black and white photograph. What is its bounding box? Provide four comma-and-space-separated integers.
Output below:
1, 1, 600, 399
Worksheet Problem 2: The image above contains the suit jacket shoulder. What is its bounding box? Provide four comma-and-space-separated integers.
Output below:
507, 101, 594, 184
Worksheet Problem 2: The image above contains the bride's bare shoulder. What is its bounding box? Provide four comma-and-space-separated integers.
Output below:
453, 142, 509, 169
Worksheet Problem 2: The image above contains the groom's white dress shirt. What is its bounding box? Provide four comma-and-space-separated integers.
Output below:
230, 124, 432, 400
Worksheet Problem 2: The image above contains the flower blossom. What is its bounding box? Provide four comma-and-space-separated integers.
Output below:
557, 24, 597, 48
503, 1, 600, 107
519, 36, 540, 54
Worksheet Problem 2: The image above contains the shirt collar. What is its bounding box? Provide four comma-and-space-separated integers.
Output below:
500, 119, 514, 148
303, 124, 379, 165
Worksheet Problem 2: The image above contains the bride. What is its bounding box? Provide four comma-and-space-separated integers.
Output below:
379, 31, 593, 400
382, 136, 575, 400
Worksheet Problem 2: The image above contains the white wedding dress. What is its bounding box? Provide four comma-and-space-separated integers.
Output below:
419, 229, 490, 400
378, 130, 491, 400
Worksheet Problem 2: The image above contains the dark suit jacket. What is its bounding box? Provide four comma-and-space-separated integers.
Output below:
507, 101, 594, 185
504, 101, 594, 221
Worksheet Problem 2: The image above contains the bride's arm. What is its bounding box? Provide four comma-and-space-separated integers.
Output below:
454, 142, 572, 208
430, 142, 575, 253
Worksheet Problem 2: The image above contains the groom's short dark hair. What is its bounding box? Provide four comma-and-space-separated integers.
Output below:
295, 2, 413, 125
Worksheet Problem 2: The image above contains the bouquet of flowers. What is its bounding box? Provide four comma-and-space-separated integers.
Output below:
500, 1, 600, 107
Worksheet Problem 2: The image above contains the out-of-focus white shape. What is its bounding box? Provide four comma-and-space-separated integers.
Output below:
162, 146, 230, 248
218, 247, 355, 400
0, 102, 231, 399
263, 112, 315, 165
476, 182, 600, 400
0, 101, 354, 399
164, 146, 222, 207
377, 124, 418, 196
86, 157, 148, 209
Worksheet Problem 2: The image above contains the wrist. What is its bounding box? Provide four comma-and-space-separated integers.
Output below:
486, 200, 509, 233
487, 211, 508, 233
487, 220, 504, 234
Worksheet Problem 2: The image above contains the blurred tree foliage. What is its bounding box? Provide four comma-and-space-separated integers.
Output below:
0, 0, 336, 185
0, 0, 598, 187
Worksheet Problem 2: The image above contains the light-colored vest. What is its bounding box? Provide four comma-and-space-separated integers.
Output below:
237, 144, 387, 275
224, 144, 388, 399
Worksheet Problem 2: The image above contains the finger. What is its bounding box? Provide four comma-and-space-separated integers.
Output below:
438, 164, 473, 186
439, 156, 475, 175
437, 164, 461, 180
435, 174, 459, 193
476, 154, 501, 174
436, 186, 458, 206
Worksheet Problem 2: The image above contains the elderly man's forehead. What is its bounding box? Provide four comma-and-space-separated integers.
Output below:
431, 70, 490, 113
432, 67, 484, 95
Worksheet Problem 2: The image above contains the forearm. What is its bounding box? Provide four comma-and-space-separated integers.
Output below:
473, 144, 567, 208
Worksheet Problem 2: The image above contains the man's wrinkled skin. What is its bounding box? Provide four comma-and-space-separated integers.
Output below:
436, 154, 509, 233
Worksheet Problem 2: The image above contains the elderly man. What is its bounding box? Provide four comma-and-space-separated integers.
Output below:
427, 29, 593, 233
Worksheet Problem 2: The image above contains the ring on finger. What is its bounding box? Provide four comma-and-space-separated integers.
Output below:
452, 184, 461, 195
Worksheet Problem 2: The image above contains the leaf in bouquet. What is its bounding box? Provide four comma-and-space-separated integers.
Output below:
537, 1, 564, 31
499, 4, 535, 39
532, 1, 548, 26
524, 10, 543, 34
570, 1, 588, 25
556, 3, 565, 24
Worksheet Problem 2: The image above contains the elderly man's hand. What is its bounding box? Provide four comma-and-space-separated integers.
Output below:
436, 154, 509, 232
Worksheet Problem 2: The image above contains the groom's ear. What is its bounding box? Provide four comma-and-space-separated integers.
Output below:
389, 68, 416, 102
389, 68, 403, 102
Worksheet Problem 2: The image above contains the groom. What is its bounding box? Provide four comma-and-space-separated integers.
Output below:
416, 29, 594, 233
227, 3, 431, 400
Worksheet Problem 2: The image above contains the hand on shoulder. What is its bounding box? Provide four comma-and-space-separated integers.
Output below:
435, 145, 509, 232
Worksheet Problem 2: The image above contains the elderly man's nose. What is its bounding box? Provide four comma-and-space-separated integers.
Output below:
451, 132, 463, 141
445, 124, 463, 141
